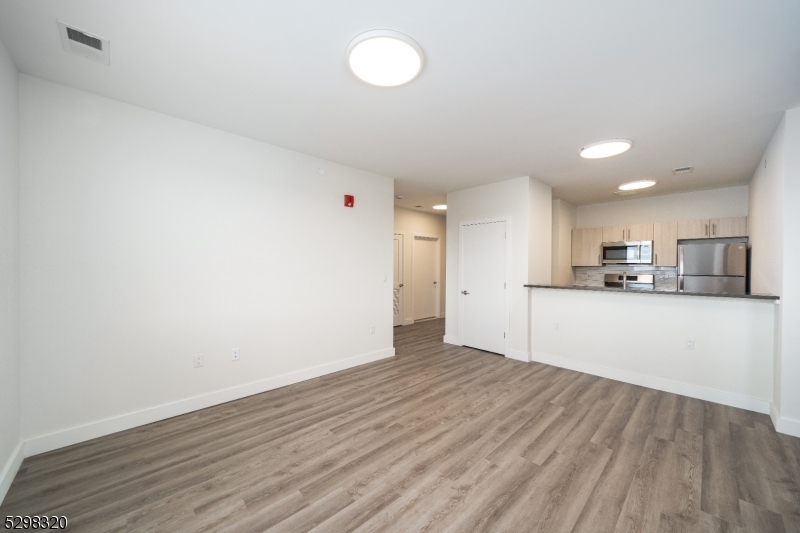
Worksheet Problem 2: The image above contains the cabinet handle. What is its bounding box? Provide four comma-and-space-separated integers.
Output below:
713, 223, 716, 236
655, 253, 658, 265
705, 223, 709, 236
627, 229, 631, 240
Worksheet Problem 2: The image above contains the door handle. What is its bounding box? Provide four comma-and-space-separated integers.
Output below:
433, 281, 437, 285
461, 290, 469, 295
399, 284, 404, 287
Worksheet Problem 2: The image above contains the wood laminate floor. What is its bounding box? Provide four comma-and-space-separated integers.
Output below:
3, 319, 800, 532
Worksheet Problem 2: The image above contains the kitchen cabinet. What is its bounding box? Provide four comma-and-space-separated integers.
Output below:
710, 216, 747, 238
653, 221, 678, 266
572, 227, 603, 266
627, 223, 654, 241
677, 217, 748, 239
603, 224, 653, 242
602, 225, 627, 243
677, 219, 710, 239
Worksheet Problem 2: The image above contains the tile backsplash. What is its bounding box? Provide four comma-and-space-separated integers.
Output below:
574, 265, 677, 291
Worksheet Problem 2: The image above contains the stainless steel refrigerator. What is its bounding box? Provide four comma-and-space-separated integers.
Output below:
677, 240, 747, 295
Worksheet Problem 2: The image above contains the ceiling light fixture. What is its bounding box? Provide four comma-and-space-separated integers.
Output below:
618, 179, 657, 191
346, 30, 423, 87
432, 205, 447, 210
580, 139, 633, 159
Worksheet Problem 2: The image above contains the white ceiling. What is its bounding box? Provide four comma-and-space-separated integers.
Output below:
1, 0, 798, 206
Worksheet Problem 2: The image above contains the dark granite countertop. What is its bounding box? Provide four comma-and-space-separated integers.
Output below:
523, 284, 779, 301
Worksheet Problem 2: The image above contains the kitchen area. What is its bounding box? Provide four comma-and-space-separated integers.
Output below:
524, 189, 781, 420
570, 216, 754, 295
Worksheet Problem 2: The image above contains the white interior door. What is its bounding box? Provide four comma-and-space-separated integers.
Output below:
461, 221, 507, 355
413, 236, 440, 321
393, 234, 404, 327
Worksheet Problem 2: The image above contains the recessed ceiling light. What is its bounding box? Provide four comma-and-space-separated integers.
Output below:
346, 30, 423, 87
580, 139, 633, 159
618, 179, 657, 191
432, 205, 447, 210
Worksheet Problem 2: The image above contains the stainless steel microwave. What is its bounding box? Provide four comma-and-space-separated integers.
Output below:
601, 241, 653, 265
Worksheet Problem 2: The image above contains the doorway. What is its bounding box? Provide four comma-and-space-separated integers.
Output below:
412, 235, 440, 321
393, 234, 404, 327
459, 220, 507, 355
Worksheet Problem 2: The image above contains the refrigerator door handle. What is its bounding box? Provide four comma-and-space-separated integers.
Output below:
677, 245, 684, 275
678, 276, 684, 292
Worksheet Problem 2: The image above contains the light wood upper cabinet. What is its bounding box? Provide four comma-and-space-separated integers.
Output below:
602, 224, 653, 242
677, 217, 748, 240
653, 221, 678, 266
677, 219, 710, 239
572, 227, 603, 266
602, 225, 627, 243
627, 223, 654, 241
710, 216, 747, 238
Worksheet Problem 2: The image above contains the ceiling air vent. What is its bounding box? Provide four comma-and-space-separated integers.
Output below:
672, 166, 693, 175
614, 190, 639, 197
58, 21, 110, 65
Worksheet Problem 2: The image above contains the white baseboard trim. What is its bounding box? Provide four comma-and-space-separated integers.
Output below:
404, 318, 414, 326
530, 351, 771, 415
443, 335, 461, 346
505, 349, 531, 363
23, 347, 395, 458
770, 404, 800, 437
0, 440, 24, 506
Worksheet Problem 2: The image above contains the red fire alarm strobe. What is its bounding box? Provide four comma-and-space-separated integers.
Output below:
344, 195, 355, 208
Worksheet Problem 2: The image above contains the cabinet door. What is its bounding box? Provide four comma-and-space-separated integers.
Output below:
572, 227, 603, 266
602, 225, 627, 243
711, 216, 747, 238
677, 219, 709, 240
653, 221, 678, 266
627, 223, 654, 241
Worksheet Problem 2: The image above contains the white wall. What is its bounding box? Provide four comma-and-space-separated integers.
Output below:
393, 207, 446, 323
780, 107, 800, 426
528, 179, 553, 286
576, 186, 749, 228
0, 37, 21, 503
551, 199, 576, 286
747, 107, 800, 436
530, 289, 775, 412
749, 118, 785, 297
18, 75, 394, 453
748, 116, 785, 418
445, 176, 551, 361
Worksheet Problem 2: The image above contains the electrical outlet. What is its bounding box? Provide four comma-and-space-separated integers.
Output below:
193, 354, 204, 368
686, 340, 695, 350
554, 322, 559, 331
370, 325, 376, 334
231, 348, 240, 362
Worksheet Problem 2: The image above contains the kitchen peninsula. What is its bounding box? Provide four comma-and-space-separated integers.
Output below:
527, 200, 780, 419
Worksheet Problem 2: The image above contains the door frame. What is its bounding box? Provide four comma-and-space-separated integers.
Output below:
393, 233, 405, 327
411, 232, 441, 321
458, 216, 511, 356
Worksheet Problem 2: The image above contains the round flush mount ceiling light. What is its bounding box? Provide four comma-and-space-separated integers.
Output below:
580, 139, 633, 159
618, 179, 657, 191
432, 205, 447, 210
346, 30, 424, 87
